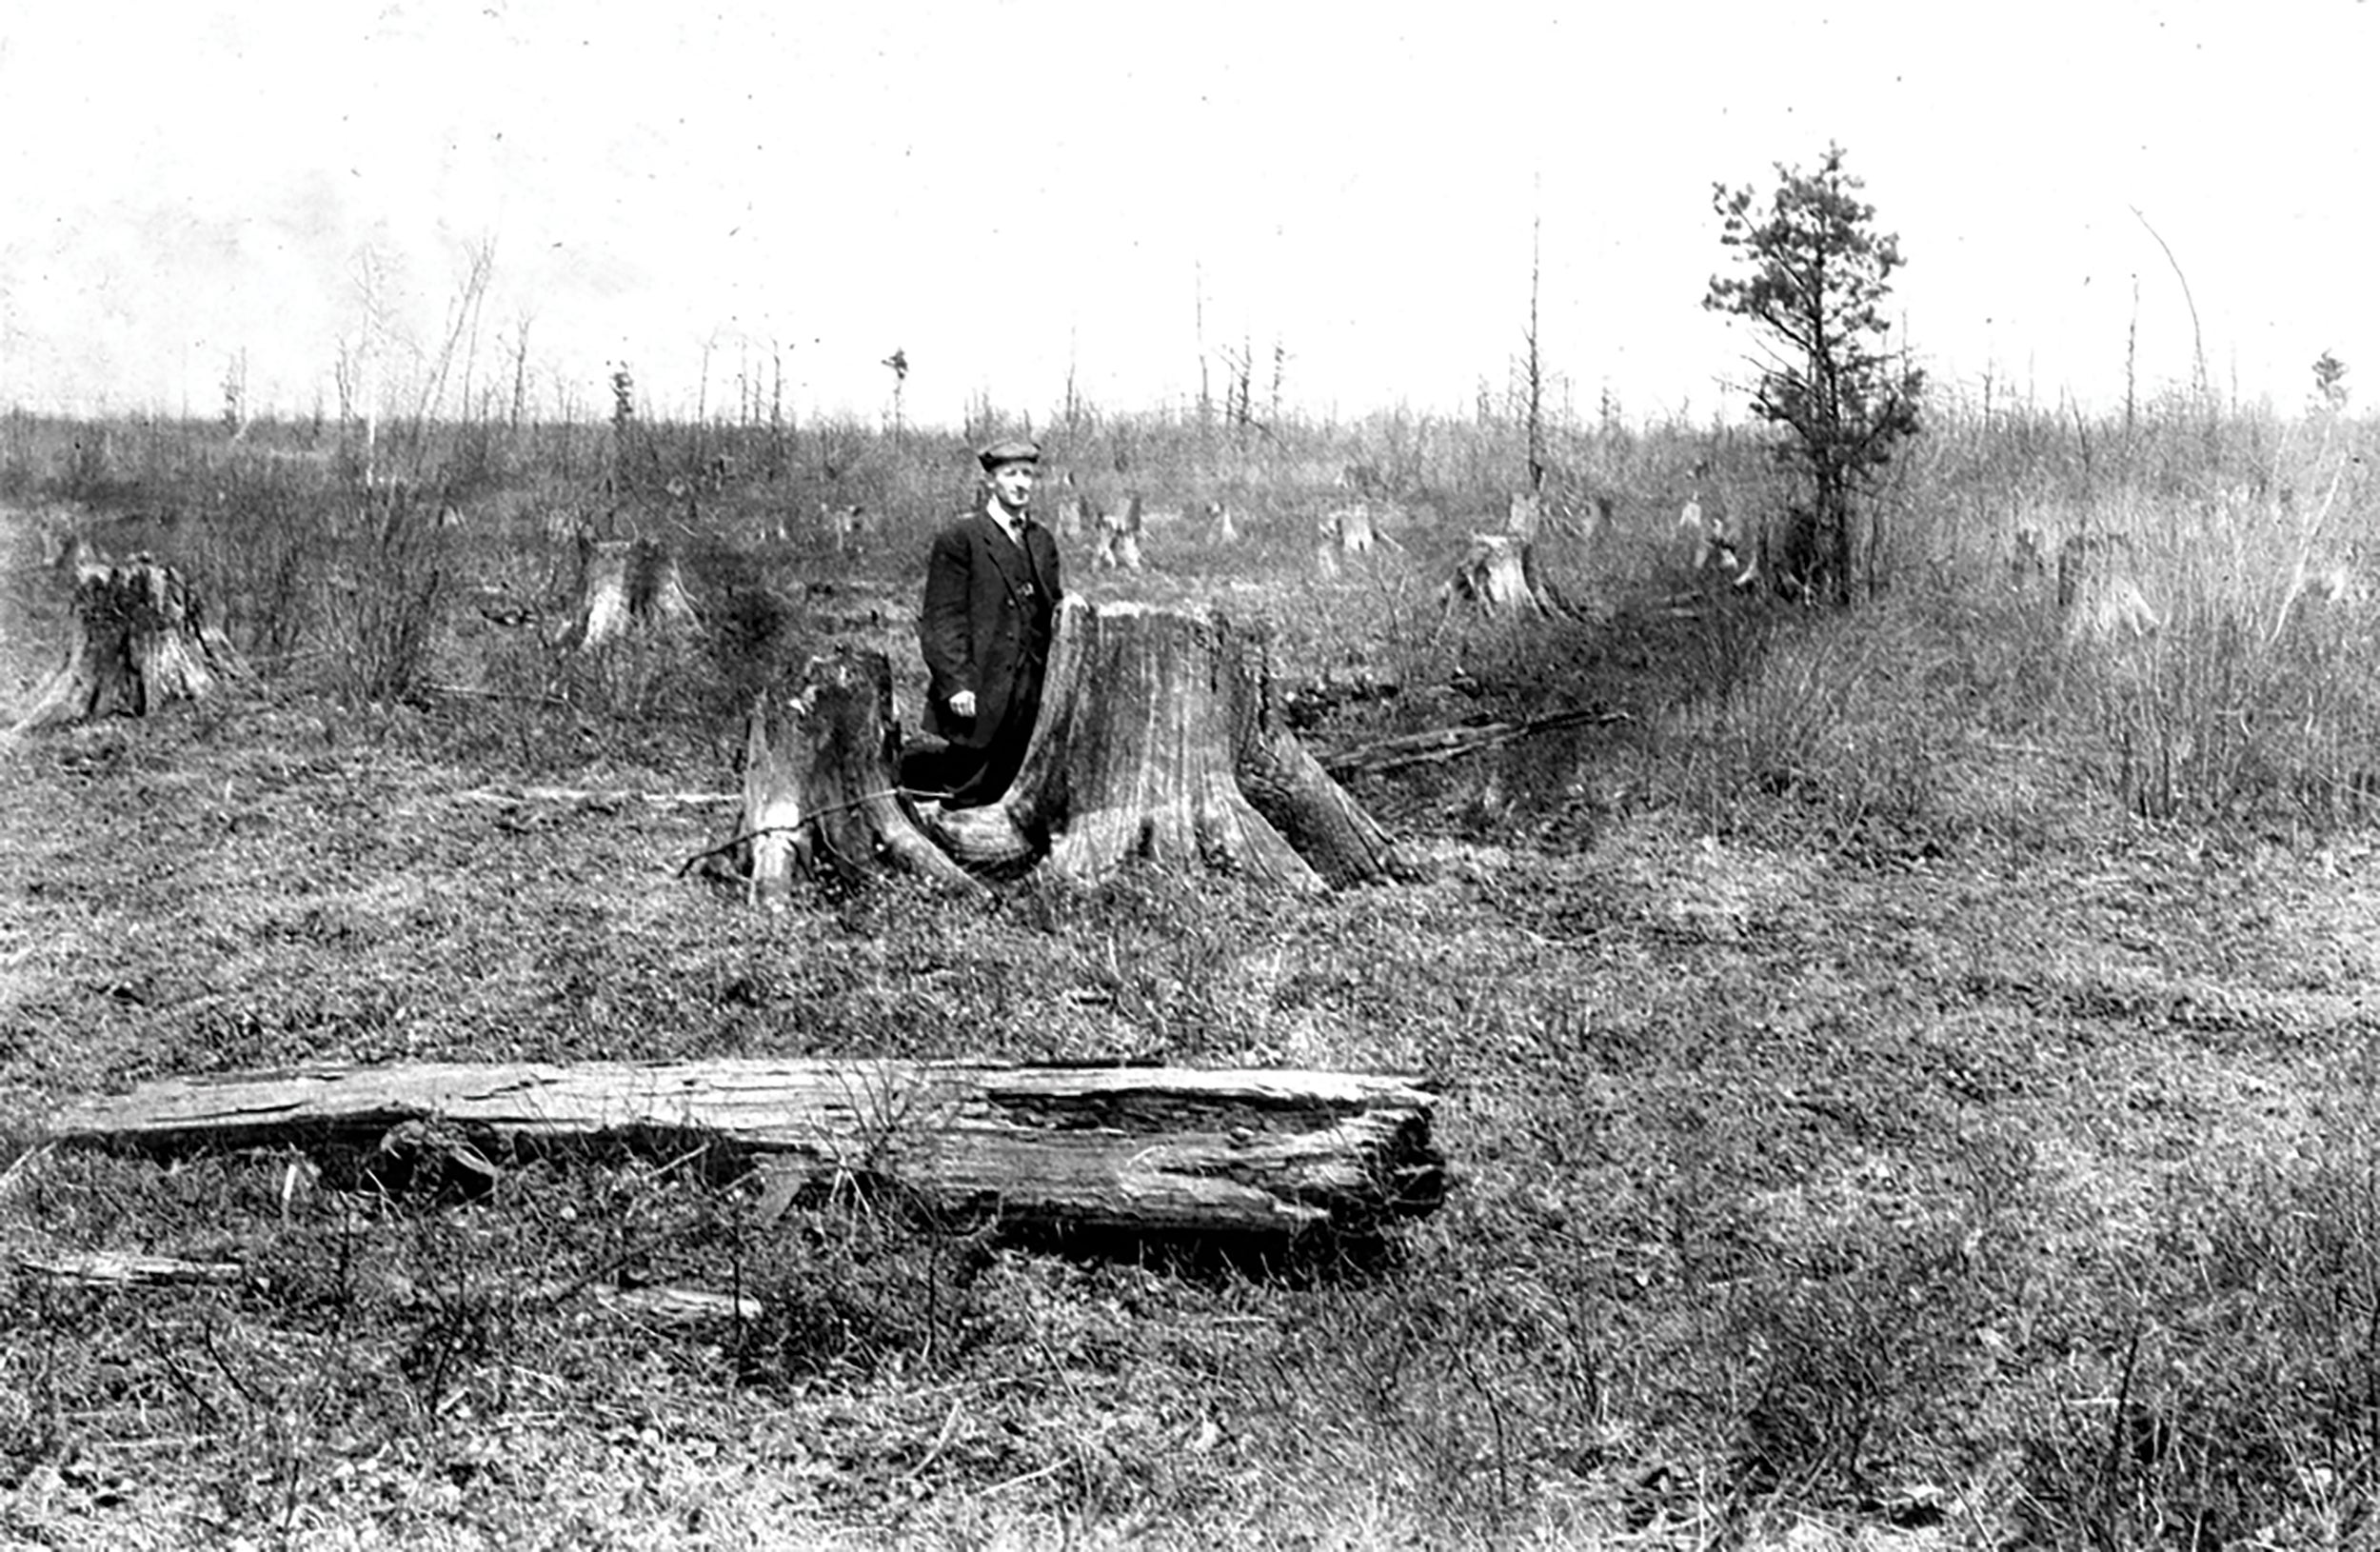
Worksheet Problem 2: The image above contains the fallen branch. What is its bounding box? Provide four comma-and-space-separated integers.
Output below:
451, 786, 735, 809
1322, 707, 1631, 779
18, 1251, 248, 1288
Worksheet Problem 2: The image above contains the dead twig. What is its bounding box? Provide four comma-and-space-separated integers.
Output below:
1322, 707, 1631, 779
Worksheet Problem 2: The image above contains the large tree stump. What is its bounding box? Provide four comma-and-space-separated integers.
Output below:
931, 599, 1414, 888
10, 550, 238, 734
717, 600, 1411, 894
50, 1060, 1448, 1243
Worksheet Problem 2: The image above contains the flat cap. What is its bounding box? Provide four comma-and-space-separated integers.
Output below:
977, 437, 1041, 470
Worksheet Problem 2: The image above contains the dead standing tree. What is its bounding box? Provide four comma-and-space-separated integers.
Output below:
10, 548, 240, 735
722, 597, 1412, 897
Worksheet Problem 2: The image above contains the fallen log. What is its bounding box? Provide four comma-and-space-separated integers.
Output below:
49, 1060, 1447, 1244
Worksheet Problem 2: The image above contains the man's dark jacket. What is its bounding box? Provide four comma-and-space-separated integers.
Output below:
918, 507, 1062, 802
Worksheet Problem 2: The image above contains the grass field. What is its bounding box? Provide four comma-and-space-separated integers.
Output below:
4, 402, 2380, 1547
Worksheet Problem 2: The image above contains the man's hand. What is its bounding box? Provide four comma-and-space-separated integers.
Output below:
947, 689, 977, 719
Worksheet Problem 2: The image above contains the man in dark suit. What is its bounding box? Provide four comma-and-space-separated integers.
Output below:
916, 437, 1063, 806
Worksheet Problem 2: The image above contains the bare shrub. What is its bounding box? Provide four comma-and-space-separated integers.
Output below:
735, 1192, 996, 1384
318, 487, 453, 706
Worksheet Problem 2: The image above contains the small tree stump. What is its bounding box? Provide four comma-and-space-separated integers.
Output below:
714, 600, 1411, 893
1440, 534, 1555, 616
563, 537, 699, 649
737, 647, 982, 900
10, 551, 238, 733
1092, 496, 1145, 571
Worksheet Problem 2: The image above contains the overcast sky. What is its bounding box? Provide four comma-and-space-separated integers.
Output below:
1, 1, 2370, 428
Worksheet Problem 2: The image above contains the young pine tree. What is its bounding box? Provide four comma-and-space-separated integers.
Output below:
1706, 144, 1923, 604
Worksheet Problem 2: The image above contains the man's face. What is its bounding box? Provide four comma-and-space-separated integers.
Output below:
988, 461, 1038, 514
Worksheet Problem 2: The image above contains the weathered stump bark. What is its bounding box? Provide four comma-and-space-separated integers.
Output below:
563, 537, 698, 648
735, 646, 982, 899
1330, 504, 1378, 554
1092, 498, 1145, 570
10, 551, 238, 733
715, 601, 1410, 893
1440, 534, 1555, 616
943, 599, 1409, 888
2058, 533, 2161, 642
50, 1060, 1448, 1243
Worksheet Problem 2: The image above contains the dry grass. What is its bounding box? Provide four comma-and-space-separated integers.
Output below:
3, 405, 2380, 1546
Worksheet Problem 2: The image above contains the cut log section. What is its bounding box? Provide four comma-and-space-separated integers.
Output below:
49, 1060, 1448, 1243
10, 550, 239, 734
713, 599, 1412, 893
562, 536, 699, 649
